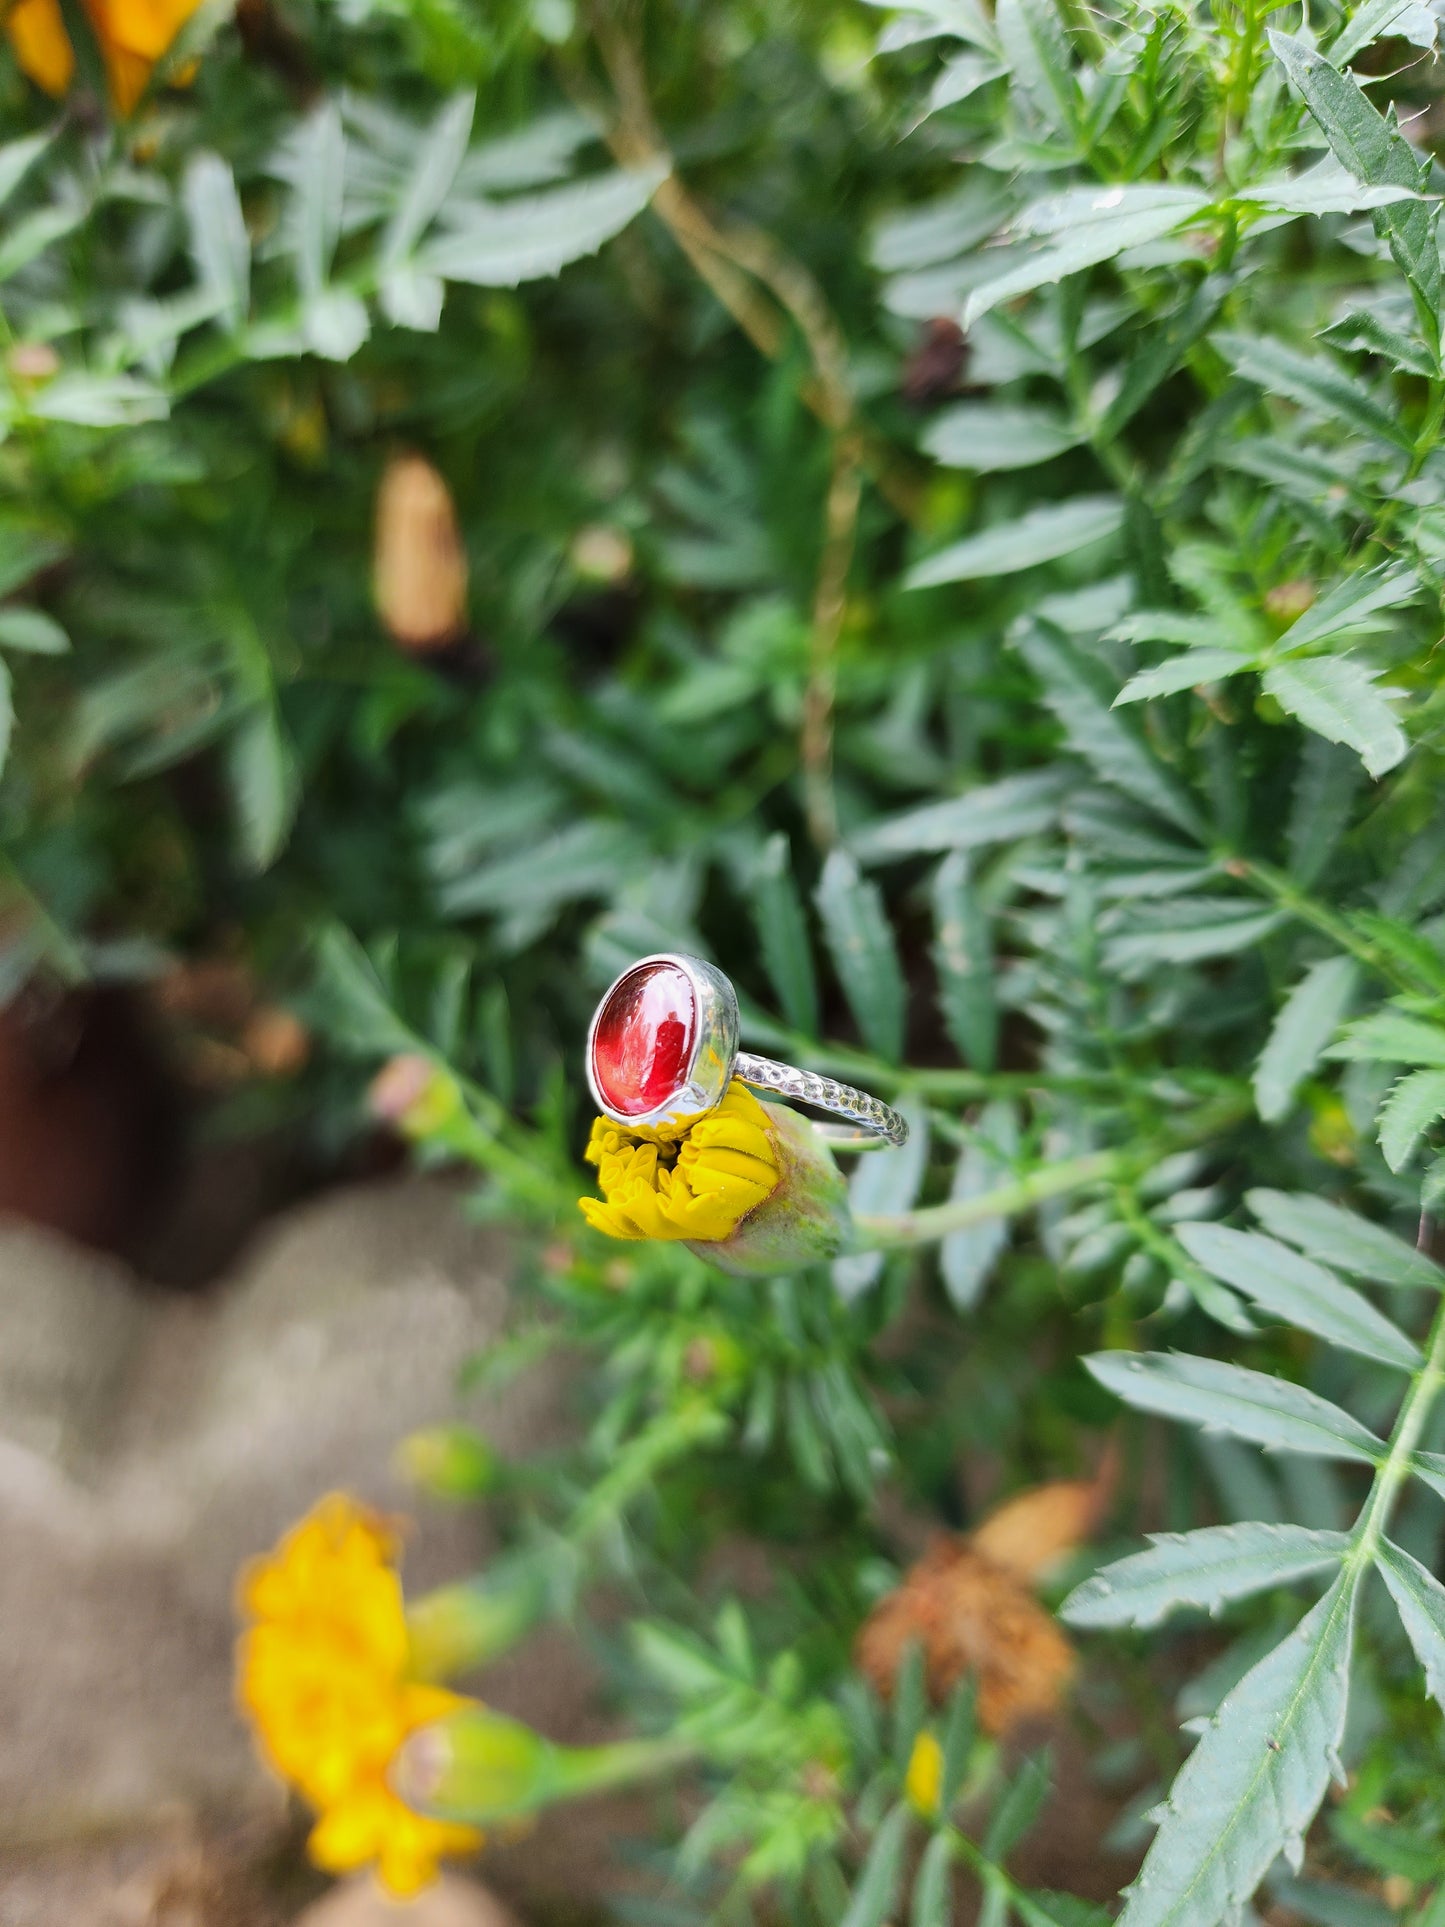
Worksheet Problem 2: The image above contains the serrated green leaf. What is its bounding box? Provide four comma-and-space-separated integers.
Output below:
1235, 159, 1421, 217
925, 50, 1006, 113
907, 497, 1125, 589
1118, 1571, 1359, 1927
1411, 1450, 1445, 1501
940, 1099, 1018, 1309
996, 0, 1076, 134
931, 852, 997, 1073
849, 768, 1068, 863
0, 202, 87, 283
814, 849, 907, 1061
1332, 0, 1438, 63
1254, 956, 1359, 1123
419, 165, 666, 286
182, 153, 249, 331
1098, 277, 1230, 441
1061, 1523, 1349, 1630
382, 91, 475, 267
1269, 33, 1440, 338
1376, 1539, 1445, 1713
1319, 308, 1435, 377
1328, 1009, 1445, 1067
841, 1804, 911, 1927
1176, 1224, 1421, 1370
1378, 1068, 1445, 1171
1262, 659, 1408, 779
1247, 1188, 1445, 1291
303, 288, 370, 361
963, 195, 1205, 327
311, 925, 417, 1058
1273, 564, 1419, 655
1221, 332, 1412, 450
1115, 648, 1253, 704
1014, 622, 1207, 841
1106, 902, 1286, 974
833, 1100, 931, 1300
923, 402, 1082, 471
1086, 1352, 1385, 1462
751, 834, 819, 1035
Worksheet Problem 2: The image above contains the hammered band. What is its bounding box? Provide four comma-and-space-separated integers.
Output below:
732, 1052, 910, 1149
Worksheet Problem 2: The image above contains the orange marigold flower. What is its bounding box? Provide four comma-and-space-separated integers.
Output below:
235, 1493, 485, 1898
3, 0, 205, 115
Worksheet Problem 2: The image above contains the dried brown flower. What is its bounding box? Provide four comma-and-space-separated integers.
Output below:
373, 454, 469, 652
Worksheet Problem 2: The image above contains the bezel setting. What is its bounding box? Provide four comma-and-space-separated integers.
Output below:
586, 952, 740, 1134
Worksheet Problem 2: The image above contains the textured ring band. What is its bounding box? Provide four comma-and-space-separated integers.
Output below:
585, 952, 909, 1150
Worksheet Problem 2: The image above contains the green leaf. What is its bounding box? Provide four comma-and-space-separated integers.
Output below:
291, 103, 347, 297
1272, 564, 1419, 655
849, 769, 1068, 863
25, 373, 167, 427
1117, 1573, 1359, 1927
939, 1679, 976, 1809
1262, 659, 1408, 779
0, 202, 87, 283
382, 91, 475, 267
419, 165, 667, 286
379, 266, 445, 331
302, 288, 371, 362
1269, 33, 1440, 338
0, 607, 68, 654
0, 131, 52, 212
1235, 159, 1422, 217
1086, 1352, 1385, 1462
841, 1804, 911, 1927
228, 706, 298, 873
963, 193, 1206, 326
1254, 956, 1359, 1123
751, 834, 819, 1036
1328, 1009, 1445, 1067
1332, 0, 1439, 63
1061, 1523, 1349, 1630
906, 497, 1125, 588
923, 402, 1082, 472
311, 925, 417, 1059
833, 1100, 931, 1300
1376, 1539, 1445, 1713
1115, 648, 1252, 704
1247, 1188, 1445, 1291
911, 1831, 954, 1927
182, 153, 249, 331
1320, 307, 1436, 377
814, 849, 907, 1061
1378, 1068, 1445, 1171
984, 1751, 1051, 1861
1106, 902, 1286, 974
931, 853, 997, 1072
996, 0, 1076, 135
940, 1099, 1018, 1309
1176, 1224, 1422, 1371
925, 50, 1006, 113
1015, 1894, 1112, 1927
1014, 622, 1207, 841
1221, 333, 1412, 451
1098, 276, 1230, 441
1411, 1450, 1445, 1502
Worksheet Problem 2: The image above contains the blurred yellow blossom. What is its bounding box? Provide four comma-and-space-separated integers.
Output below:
905, 1730, 943, 1816
235, 1493, 484, 1897
3, 0, 204, 114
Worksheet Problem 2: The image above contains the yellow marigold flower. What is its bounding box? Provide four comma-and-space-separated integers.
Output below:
905, 1730, 944, 1817
235, 1494, 484, 1898
579, 1083, 852, 1275
3, 0, 204, 115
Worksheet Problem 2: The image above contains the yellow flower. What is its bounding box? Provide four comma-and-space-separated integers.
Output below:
905, 1730, 944, 1817
580, 1082, 780, 1243
235, 1494, 484, 1898
3, 0, 204, 115
579, 1082, 852, 1274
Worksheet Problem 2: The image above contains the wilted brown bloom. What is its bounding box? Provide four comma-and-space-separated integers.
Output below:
241, 1006, 310, 1078
373, 454, 469, 653
855, 1464, 1113, 1735
856, 1537, 1075, 1736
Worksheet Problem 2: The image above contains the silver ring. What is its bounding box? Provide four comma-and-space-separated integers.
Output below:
584, 953, 910, 1150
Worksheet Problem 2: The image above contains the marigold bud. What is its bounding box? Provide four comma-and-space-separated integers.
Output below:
578, 1084, 851, 1276
369, 1054, 463, 1137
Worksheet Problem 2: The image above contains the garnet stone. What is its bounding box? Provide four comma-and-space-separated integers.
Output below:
592, 961, 698, 1117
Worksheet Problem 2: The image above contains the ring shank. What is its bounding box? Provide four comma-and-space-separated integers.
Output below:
733, 1052, 909, 1149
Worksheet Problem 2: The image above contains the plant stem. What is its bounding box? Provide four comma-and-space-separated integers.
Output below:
854, 1150, 1125, 1251
1350, 1214, 1445, 1568
1230, 856, 1442, 997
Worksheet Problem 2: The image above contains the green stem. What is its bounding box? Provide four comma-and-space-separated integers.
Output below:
1231, 856, 1439, 998
1351, 1219, 1445, 1568
854, 1150, 1125, 1251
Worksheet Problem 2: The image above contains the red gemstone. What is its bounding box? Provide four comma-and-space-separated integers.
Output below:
592, 961, 697, 1117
